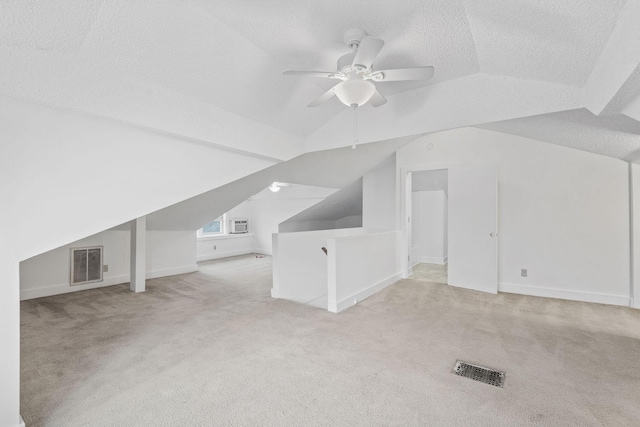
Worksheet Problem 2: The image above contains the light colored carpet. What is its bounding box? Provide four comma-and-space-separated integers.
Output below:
21, 255, 640, 426
410, 262, 448, 284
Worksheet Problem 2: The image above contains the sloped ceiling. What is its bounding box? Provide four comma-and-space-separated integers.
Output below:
280, 178, 363, 230
144, 140, 407, 230
1, 1, 639, 160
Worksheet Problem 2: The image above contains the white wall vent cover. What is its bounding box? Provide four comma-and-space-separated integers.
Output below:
70, 246, 103, 285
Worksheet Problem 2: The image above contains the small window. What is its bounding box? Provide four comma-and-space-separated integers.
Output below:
70, 246, 103, 285
199, 215, 226, 236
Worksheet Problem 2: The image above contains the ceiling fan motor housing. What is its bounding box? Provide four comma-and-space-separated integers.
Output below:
337, 52, 358, 73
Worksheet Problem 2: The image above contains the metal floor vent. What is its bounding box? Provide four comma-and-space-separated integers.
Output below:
453, 360, 506, 388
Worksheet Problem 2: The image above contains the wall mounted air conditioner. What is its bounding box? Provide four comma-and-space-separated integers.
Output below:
229, 218, 248, 234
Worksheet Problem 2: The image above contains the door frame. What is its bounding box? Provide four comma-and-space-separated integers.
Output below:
399, 164, 452, 279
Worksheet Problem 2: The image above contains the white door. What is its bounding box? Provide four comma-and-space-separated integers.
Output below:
405, 172, 413, 277
448, 164, 498, 293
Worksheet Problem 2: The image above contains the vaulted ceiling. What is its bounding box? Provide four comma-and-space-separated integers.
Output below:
1, 1, 639, 160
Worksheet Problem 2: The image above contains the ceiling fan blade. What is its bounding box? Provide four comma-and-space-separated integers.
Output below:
369, 90, 387, 107
283, 70, 338, 79
373, 66, 434, 82
352, 36, 384, 70
308, 85, 337, 107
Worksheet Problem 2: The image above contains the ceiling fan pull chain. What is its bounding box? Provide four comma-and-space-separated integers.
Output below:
352, 104, 358, 149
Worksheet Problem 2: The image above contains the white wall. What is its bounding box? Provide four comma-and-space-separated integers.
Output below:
197, 235, 254, 262
197, 201, 255, 261
272, 228, 365, 305
327, 231, 400, 313
412, 190, 448, 265
398, 127, 630, 305
20, 229, 197, 300
335, 215, 362, 229
363, 154, 397, 231
249, 197, 331, 255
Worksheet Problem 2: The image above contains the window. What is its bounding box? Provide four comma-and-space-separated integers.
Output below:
199, 214, 226, 236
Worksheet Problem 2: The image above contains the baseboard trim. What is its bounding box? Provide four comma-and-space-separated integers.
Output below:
146, 265, 198, 280
21, 265, 199, 300
253, 248, 272, 256
19, 415, 25, 427
270, 288, 324, 306
499, 282, 630, 307
21, 275, 128, 300
329, 273, 402, 313
196, 249, 254, 262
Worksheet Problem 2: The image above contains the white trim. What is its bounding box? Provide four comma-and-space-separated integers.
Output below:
18, 416, 25, 427
499, 282, 630, 307
270, 288, 324, 306
21, 274, 128, 300
253, 247, 272, 256
197, 249, 255, 262
146, 265, 198, 280
197, 233, 253, 241
20, 265, 198, 300
328, 273, 402, 313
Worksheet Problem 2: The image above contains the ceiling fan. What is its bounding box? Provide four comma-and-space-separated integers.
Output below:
283, 29, 434, 109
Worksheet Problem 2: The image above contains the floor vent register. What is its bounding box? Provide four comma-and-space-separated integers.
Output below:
453, 360, 506, 388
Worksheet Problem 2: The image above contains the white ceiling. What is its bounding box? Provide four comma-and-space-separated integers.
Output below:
1, 1, 639, 160
280, 178, 363, 228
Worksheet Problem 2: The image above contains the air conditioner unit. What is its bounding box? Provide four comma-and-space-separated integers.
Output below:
229, 218, 248, 234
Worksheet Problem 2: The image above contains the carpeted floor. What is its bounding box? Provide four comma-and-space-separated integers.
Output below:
410, 262, 448, 284
21, 255, 640, 426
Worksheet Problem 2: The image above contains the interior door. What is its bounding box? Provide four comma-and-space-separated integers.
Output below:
448, 164, 498, 293
405, 172, 413, 277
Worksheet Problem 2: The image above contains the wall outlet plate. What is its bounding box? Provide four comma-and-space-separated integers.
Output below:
103, 264, 109, 272
521, 268, 527, 277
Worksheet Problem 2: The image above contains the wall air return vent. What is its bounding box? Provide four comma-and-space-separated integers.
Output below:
70, 246, 103, 285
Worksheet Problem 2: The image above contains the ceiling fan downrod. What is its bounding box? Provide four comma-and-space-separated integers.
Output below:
352, 103, 358, 150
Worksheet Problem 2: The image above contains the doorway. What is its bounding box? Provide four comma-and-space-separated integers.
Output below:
402, 164, 498, 294
409, 169, 449, 284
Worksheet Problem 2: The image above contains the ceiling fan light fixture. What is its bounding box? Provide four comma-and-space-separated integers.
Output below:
268, 182, 281, 193
334, 79, 376, 107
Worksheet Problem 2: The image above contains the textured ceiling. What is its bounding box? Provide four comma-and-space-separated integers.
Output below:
1, 0, 639, 160
478, 109, 640, 161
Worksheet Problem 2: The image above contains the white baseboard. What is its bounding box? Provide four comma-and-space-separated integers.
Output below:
499, 282, 630, 307
21, 274, 128, 300
21, 265, 199, 300
270, 288, 324, 306
18, 415, 25, 427
196, 249, 255, 262
253, 247, 272, 256
146, 264, 198, 279
328, 273, 402, 313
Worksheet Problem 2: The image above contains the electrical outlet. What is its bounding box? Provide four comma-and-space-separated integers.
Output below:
521, 268, 527, 277
214, 245, 216, 250
103, 264, 109, 272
